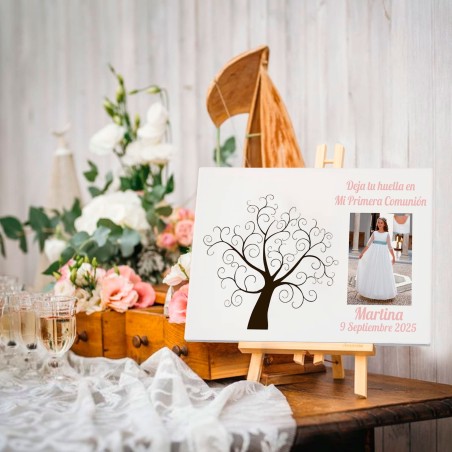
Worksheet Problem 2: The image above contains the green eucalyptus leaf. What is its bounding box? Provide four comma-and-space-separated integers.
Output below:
146, 209, 158, 227
155, 205, 173, 217
92, 242, 117, 263
42, 260, 61, 276
83, 160, 99, 183
88, 186, 102, 198
156, 219, 167, 233
60, 246, 75, 264
69, 231, 90, 248
153, 168, 163, 186
165, 174, 175, 195
92, 226, 111, 247
60, 198, 82, 235
79, 239, 99, 256
96, 219, 122, 236
118, 228, 141, 258
120, 177, 132, 191
213, 135, 237, 167
28, 207, 52, 250
147, 186, 166, 203
104, 171, 113, 186
0, 216, 27, 253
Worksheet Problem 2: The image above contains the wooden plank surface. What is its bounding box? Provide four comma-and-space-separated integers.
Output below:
281, 368, 452, 431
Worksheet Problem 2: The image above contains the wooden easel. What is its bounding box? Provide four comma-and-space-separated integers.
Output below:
239, 144, 376, 398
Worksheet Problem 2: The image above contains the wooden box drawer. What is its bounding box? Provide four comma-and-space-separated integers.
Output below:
72, 310, 126, 359
164, 321, 251, 380
125, 306, 165, 364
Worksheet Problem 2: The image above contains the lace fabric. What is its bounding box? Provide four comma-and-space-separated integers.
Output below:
0, 348, 295, 451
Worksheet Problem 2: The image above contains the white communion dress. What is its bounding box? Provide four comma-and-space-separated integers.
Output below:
356, 231, 397, 300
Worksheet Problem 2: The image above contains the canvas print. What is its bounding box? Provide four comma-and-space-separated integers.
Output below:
185, 168, 432, 345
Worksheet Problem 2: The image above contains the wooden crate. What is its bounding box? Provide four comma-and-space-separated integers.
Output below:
73, 307, 324, 383
72, 310, 126, 359
125, 306, 165, 364
124, 308, 251, 379
164, 321, 251, 380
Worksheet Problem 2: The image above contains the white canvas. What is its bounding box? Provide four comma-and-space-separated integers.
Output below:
185, 168, 432, 345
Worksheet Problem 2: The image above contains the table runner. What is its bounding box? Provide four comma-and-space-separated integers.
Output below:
0, 348, 295, 451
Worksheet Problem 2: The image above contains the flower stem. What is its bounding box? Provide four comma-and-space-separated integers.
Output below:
215, 127, 221, 167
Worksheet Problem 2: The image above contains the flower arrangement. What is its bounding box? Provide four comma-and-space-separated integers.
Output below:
54, 256, 155, 315
0, 65, 237, 317
0, 66, 195, 315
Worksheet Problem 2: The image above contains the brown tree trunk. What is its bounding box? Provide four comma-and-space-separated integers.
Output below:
247, 285, 276, 330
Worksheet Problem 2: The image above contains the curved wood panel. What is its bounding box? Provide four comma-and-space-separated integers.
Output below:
206, 46, 269, 127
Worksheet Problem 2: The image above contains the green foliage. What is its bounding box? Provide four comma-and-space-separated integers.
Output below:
83, 160, 99, 182
0, 216, 27, 253
58, 199, 82, 236
88, 171, 113, 198
0, 198, 82, 258
43, 219, 143, 275
213, 136, 237, 167
28, 207, 52, 250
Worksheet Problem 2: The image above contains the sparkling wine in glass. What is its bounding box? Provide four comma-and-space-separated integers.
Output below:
0, 292, 21, 369
12, 293, 41, 375
36, 295, 77, 379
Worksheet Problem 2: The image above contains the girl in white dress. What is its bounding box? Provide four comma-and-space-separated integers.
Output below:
356, 217, 397, 300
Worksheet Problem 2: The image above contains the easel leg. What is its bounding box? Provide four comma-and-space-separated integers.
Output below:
313, 354, 324, 365
293, 352, 306, 365
331, 354, 345, 379
354, 355, 368, 398
247, 353, 264, 382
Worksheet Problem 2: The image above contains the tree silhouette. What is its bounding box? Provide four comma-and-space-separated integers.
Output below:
203, 194, 338, 330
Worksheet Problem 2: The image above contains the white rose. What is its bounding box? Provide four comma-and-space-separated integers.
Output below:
137, 123, 167, 144
137, 103, 168, 144
54, 280, 76, 297
75, 190, 150, 235
122, 141, 173, 166
75, 287, 102, 315
163, 263, 187, 286
146, 102, 168, 127
178, 252, 192, 279
89, 124, 125, 155
44, 238, 67, 262
75, 263, 95, 286
140, 142, 174, 165
121, 141, 145, 166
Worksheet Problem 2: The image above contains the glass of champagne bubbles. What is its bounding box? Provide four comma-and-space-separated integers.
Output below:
10, 292, 42, 375
35, 295, 77, 379
0, 291, 21, 369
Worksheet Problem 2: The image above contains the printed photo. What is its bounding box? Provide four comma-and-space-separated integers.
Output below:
347, 213, 412, 306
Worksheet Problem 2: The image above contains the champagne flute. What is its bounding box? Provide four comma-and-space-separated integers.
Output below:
35, 295, 77, 379
11, 292, 41, 376
0, 292, 21, 370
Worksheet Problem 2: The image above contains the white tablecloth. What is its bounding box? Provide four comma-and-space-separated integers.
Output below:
0, 348, 295, 451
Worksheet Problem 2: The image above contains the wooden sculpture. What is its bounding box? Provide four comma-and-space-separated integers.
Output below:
206, 46, 305, 168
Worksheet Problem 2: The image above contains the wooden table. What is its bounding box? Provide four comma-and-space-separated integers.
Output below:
279, 369, 452, 451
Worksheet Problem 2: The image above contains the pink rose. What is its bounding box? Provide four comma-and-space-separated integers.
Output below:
175, 220, 194, 247
58, 259, 76, 281
176, 208, 195, 221
100, 275, 139, 313
133, 281, 156, 308
107, 265, 141, 284
95, 268, 106, 282
157, 232, 178, 250
168, 284, 189, 323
